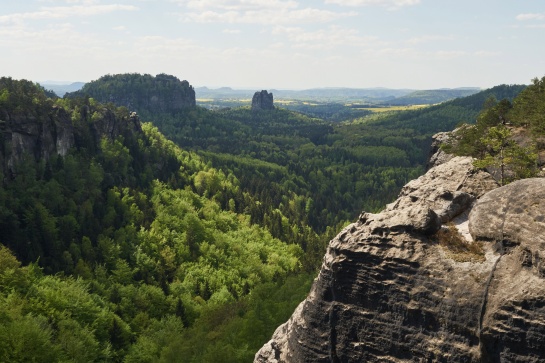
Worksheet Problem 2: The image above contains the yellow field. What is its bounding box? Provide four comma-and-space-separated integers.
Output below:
354, 104, 430, 112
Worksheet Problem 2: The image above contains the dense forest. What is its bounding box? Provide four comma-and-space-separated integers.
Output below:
0, 73, 532, 362
0, 78, 310, 362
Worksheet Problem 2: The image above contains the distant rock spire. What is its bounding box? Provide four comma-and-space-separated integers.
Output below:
251, 90, 274, 111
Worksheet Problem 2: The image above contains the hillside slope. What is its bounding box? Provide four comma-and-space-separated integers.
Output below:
0, 77, 306, 362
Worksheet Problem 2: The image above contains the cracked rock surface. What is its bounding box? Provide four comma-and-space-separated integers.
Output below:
255, 158, 545, 362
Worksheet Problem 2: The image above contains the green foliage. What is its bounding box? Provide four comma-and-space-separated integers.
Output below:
383, 88, 480, 106
472, 125, 537, 185
154, 273, 314, 363
510, 76, 545, 135
66, 73, 196, 113
280, 101, 373, 122
1, 78, 307, 362
443, 78, 543, 185
1, 75, 530, 363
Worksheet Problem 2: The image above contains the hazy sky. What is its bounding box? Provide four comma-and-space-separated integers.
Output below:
1, 0, 544, 89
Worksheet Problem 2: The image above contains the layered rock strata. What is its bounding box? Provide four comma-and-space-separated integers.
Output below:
256, 156, 545, 362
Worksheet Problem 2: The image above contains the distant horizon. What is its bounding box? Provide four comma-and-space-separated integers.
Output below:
38, 78, 489, 92
3, 1, 543, 91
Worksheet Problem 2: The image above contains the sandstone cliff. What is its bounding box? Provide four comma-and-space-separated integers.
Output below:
252, 90, 274, 111
0, 104, 142, 178
66, 74, 196, 114
256, 147, 545, 362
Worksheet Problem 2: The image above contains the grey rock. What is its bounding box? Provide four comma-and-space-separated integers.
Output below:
252, 90, 274, 111
256, 159, 545, 363
386, 156, 498, 223
0, 103, 141, 177
468, 178, 545, 362
469, 178, 545, 248
427, 131, 454, 169
2, 108, 75, 173
359, 205, 441, 236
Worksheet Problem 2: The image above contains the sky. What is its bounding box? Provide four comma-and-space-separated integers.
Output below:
1, 0, 544, 90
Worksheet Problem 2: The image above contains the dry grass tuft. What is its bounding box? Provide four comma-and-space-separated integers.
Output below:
434, 223, 485, 262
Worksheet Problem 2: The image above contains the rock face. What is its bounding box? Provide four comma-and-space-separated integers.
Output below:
66, 74, 196, 113
255, 156, 545, 362
427, 131, 454, 170
252, 90, 274, 111
0, 105, 142, 177
0, 106, 75, 174
469, 178, 545, 361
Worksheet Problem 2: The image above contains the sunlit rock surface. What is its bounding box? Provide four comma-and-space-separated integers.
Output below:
256, 156, 545, 362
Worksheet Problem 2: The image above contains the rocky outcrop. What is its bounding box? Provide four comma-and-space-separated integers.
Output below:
66, 74, 196, 114
0, 106, 75, 174
252, 90, 274, 111
255, 155, 545, 362
0, 105, 142, 177
427, 131, 454, 170
468, 178, 545, 361
90, 109, 142, 142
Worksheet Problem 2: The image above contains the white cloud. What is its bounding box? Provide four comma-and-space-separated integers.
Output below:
434, 50, 466, 59
175, 0, 356, 24
222, 28, 241, 34
37, 0, 99, 3
324, 0, 420, 8
0, 22, 106, 55
272, 25, 382, 50
182, 8, 356, 24
0, 4, 138, 23
361, 46, 416, 58
177, 0, 299, 11
516, 13, 545, 21
406, 35, 453, 45
474, 50, 501, 57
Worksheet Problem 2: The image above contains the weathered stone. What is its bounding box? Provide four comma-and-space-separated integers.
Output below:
359, 205, 441, 236
468, 178, 545, 362
386, 156, 498, 222
469, 178, 545, 248
255, 158, 545, 362
0, 104, 141, 177
251, 90, 274, 111
427, 131, 454, 169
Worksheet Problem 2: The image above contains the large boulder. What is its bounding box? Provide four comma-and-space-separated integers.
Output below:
468, 178, 545, 361
386, 156, 498, 222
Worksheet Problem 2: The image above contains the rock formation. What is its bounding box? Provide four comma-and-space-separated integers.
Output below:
426, 131, 454, 170
66, 74, 196, 114
0, 104, 142, 178
255, 144, 545, 362
252, 90, 274, 111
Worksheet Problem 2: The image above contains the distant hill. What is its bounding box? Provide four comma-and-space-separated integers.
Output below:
367, 84, 527, 134
195, 86, 415, 102
382, 88, 481, 106
40, 81, 85, 97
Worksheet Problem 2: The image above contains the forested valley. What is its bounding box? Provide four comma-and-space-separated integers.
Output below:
0, 74, 528, 362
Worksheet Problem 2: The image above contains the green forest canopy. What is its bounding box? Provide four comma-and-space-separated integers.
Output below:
0, 74, 534, 362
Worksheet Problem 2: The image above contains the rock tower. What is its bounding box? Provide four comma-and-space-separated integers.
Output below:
251, 90, 274, 111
